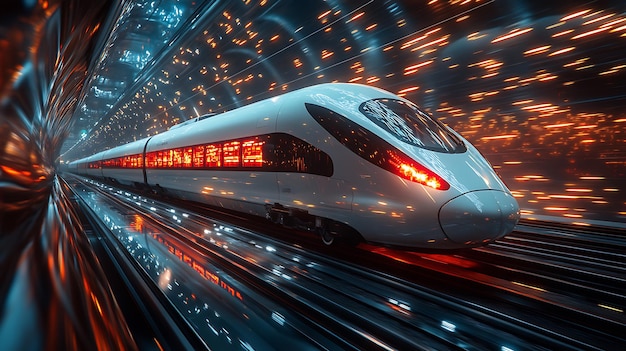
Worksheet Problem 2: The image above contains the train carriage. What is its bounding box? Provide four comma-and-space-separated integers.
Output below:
68, 83, 520, 249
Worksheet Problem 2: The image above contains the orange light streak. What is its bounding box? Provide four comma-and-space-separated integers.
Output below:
481, 134, 518, 140
548, 47, 575, 56
561, 9, 591, 22
317, 10, 331, 19
491, 28, 533, 43
550, 195, 580, 199
552, 29, 574, 37
610, 24, 626, 32
414, 36, 449, 50
404, 60, 434, 75
582, 10, 605, 19
567, 188, 593, 193
571, 26, 610, 39
544, 123, 573, 129
564, 214, 583, 218
524, 45, 551, 56
522, 103, 554, 111
400, 28, 441, 50
321, 50, 334, 59
544, 206, 569, 211
346, 11, 365, 23
583, 13, 614, 25
401, 34, 428, 50
546, 22, 565, 30
563, 58, 589, 67
398, 86, 419, 94
601, 18, 626, 28
467, 32, 486, 41
599, 69, 619, 75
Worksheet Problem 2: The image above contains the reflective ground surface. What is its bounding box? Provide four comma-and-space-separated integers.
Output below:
65, 174, 626, 350
1, 0, 625, 349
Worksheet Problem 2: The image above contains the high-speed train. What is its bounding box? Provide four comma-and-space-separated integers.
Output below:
68, 83, 520, 249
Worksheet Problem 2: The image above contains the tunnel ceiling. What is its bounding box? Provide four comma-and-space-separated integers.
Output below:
52, 0, 626, 224
61, 0, 206, 158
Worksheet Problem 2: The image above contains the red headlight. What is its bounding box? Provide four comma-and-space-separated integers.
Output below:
388, 151, 450, 190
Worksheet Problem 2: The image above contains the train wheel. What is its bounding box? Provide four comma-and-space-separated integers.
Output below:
317, 224, 334, 245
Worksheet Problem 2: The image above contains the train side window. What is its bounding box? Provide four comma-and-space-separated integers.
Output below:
223, 141, 241, 167
193, 145, 205, 168
183, 147, 193, 168
165, 150, 173, 167
172, 148, 183, 167
157, 151, 164, 168
146, 152, 156, 168
242, 138, 264, 168
143, 133, 331, 177
265, 133, 333, 177
205, 144, 221, 167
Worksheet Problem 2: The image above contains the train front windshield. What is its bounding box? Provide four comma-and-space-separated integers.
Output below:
359, 98, 466, 153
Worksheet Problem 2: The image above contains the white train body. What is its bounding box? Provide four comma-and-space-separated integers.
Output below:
68, 83, 520, 249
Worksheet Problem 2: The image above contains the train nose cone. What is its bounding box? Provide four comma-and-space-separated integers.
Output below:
439, 190, 520, 245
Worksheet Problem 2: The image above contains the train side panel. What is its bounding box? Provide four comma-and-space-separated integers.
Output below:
100, 139, 148, 185
145, 98, 282, 214
273, 94, 354, 225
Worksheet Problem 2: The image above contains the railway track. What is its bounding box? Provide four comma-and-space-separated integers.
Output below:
66, 174, 626, 350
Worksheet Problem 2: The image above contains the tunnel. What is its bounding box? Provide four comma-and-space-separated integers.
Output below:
1, 0, 625, 349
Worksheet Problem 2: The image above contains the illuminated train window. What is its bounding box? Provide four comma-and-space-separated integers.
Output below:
183, 147, 193, 168
193, 145, 205, 167
223, 141, 241, 167
306, 103, 449, 190
100, 133, 333, 177
205, 144, 221, 167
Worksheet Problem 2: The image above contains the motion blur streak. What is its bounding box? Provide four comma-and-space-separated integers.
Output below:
0, 176, 137, 350
0, 1, 137, 349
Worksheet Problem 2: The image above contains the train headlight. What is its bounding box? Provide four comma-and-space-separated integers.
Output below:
398, 162, 448, 190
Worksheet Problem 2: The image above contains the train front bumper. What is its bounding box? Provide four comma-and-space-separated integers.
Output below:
438, 190, 520, 245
